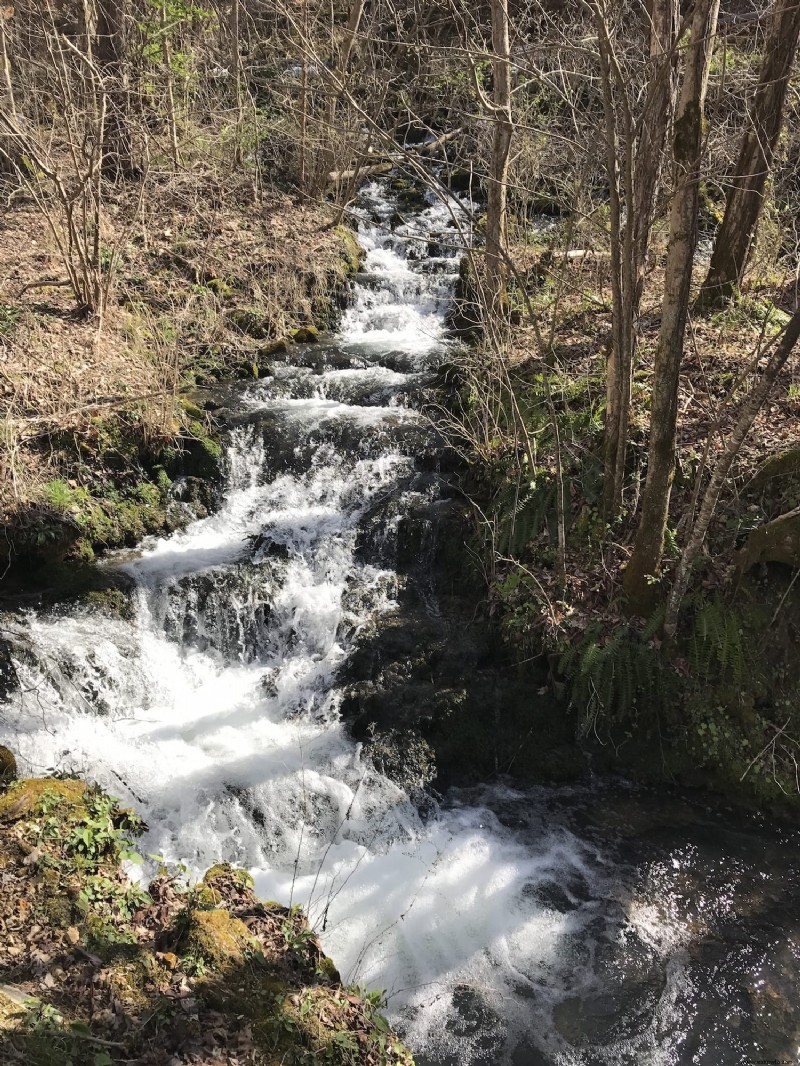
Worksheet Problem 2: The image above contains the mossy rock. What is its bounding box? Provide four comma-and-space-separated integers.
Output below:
315, 955, 341, 983
291, 325, 320, 344
0, 745, 17, 788
0, 779, 87, 823
181, 909, 253, 969
737, 510, 800, 572
257, 339, 290, 360
334, 225, 365, 275
203, 862, 255, 894
80, 587, 134, 620
751, 448, 800, 492
40, 891, 77, 928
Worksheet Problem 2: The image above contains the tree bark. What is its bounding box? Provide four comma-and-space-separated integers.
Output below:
624, 0, 720, 615
664, 309, 800, 634
596, 0, 679, 517
485, 0, 513, 318
699, 0, 800, 304
95, 0, 132, 179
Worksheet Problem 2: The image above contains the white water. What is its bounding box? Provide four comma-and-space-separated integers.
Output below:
2, 180, 797, 1066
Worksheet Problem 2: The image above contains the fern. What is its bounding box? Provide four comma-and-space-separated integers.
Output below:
689, 595, 746, 686
494, 477, 560, 557
559, 621, 670, 735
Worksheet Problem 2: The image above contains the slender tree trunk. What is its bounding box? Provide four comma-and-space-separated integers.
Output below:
699, 0, 800, 304
624, 0, 720, 615
598, 0, 679, 516
161, 0, 179, 167
664, 309, 800, 634
96, 0, 132, 179
485, 0, 513, 318
631, 0, 680, 297
230, 0, 242, 167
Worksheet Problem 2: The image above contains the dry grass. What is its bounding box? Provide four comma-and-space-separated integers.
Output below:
0, 170, 350, 522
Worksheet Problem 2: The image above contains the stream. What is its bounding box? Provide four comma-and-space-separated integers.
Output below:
2, 179, 799, 1065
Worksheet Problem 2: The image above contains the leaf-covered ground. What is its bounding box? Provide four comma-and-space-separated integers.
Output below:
0, 765, 412, 1066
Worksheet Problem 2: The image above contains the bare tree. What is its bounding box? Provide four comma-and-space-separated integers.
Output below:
587, 0, 680, 516
699, 0, 800, 305
624, 0, 721, 615
95, 0, 133, 178
484, 0, 513, 317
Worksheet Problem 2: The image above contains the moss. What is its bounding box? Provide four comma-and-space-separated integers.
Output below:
182, 909, 253, 969
0, 779, 87, 823
257, 339, 290, 360
751, 447, 800, 492
0, 745, 17, 788
334, 225, 365, 275
228, 308, 278, 340
315, 956, 340, 983
81, 587, 134, 619
291, 325, 320, 343
203, 863, 255, 892
40, 892, 76, 928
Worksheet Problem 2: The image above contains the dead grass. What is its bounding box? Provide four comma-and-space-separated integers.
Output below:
0, 170, 351, 523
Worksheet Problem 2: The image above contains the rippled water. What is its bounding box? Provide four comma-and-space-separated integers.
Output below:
1, 180, 798, 1065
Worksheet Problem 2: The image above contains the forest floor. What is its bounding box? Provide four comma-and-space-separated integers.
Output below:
0, 171, 361, 577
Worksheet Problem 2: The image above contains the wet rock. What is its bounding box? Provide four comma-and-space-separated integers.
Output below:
0, 639, 19, 702
362, 728, 436, 793
0, 746, 16, 788
291, 325, 320, 343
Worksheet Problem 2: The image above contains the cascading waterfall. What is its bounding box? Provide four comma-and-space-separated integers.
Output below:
2, 179, 798, 1066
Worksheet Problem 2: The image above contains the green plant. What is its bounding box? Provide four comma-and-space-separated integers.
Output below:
689, 594, 747, 687
494, 477, 560, 556
0, 302, 20, 336
559, 615, 671, 733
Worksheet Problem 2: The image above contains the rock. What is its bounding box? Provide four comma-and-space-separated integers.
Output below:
736, 508, 800, 572
0, 639, 18, 702
180, 909, 253, 969
0, 746, 17, 788
750, 447, 800, 492
291, 325, 320, 344
0, 778, 86, 822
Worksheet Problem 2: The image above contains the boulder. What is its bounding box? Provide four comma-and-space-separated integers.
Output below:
737, 508, 800, 572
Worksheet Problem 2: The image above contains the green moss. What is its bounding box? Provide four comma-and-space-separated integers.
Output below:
40, 892, 76, 928
0, 779, 87, 823
228, 308, 278, 340
316, 956, 340, 983
81, 588, 134, 619
0, 745, 17, 788
334, 225, 365, 275
291, 325, 320, 343
203, 863, 255, 891
181, 909, 253, 969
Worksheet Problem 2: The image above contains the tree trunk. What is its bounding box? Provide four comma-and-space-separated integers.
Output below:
96, 0, 132, 179
485, 0, 513, 318
230, 0, 242, 167
699, 0, 800, 304
664, 309, 800, 635
624, 0, 720, 616
597, 0, 679, 517
631, 0, 680, 297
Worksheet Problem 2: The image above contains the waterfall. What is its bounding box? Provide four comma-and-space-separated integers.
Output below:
2, 179, 798, 1066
